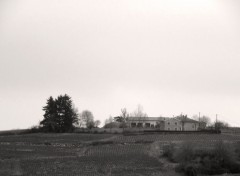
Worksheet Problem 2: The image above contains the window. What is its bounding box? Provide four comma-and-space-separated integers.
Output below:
168, 122, 170, 125
175, 128, 177, 131
145, 123, 150, 128
131, 123, 136, 127
175, 122, 177, 125
168, 128, 170, 130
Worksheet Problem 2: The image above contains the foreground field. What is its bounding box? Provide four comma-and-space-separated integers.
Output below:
0, 133, 240, 176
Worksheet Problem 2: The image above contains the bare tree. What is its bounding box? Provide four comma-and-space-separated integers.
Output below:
214, 120, 229, 130
104, 116, 119, 128
114, 108, 129, 123
121, 108, 129, 120
105, 115, 113, 125
130, 105, 148, 127
72, 104, 79, 126
192, 114, 211, 126
94, 120, 101, 128
79, 110, 94, 129
113, 108, 130, 128
131, 104, 148, 118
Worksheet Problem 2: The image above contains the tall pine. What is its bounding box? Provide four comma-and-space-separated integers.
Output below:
40, 94, 78, 132
40, 96, 57, 132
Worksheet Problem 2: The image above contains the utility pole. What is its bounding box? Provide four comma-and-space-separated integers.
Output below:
215, 114, 219, 131
198, 112, 201, 130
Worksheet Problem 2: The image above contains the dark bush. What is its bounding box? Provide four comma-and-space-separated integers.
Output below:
185, 164, 197, 176
93, 130, 99, 134
173, 141, 195, 163
172, 141, 240, 176
44, 142, 51, 145
234, 142, 240, 159
26, 125, 42, 133
162, 143, 176, 161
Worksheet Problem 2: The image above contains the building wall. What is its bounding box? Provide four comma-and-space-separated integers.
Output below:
128, 120, 157, 128
183, 122, 199, 131
164, 119, 182, 131
127, 118, 199, 131
128, 118, 182, 131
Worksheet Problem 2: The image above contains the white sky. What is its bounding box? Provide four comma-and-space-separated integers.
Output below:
0, 0, 240, 130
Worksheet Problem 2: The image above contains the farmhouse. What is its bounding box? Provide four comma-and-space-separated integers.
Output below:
127, 116, 200, 131
175, 116, 201, 131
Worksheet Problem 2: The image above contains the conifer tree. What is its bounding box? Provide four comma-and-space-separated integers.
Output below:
40, 94, 78, 132
40, 96, 57, 132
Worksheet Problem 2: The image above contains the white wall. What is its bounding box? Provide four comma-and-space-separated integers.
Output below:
164, 119, 182, 131
183, 122, 199, 131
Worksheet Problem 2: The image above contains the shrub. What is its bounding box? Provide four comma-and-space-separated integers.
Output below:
234, 142, 240, 160
93, 130, 99, 134
44, 142, 51, 145
173, 141, 195, 163
27, 125, 42, 133
184, 164, 197, 176
162, 142, 176, 161
173, 141, 240, 175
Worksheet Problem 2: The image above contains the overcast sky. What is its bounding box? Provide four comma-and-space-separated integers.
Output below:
0, 0, 240, 130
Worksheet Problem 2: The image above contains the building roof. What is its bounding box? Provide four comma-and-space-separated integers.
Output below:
127, 117, 181, 122
127, 116, 199, 123
175, 116, 199, 123
127, 117, 167, 121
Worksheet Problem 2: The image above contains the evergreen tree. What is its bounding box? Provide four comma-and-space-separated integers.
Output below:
40, 96, 57, 132
55, 94, 78, 132
40, 94, 78, 132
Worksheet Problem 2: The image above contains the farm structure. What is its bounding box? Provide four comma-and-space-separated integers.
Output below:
127, 116, 202, 131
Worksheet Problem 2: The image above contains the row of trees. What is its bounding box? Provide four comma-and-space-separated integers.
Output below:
40, 94, 100, 132
40, 96, 148, 132
192, 114, 229, 129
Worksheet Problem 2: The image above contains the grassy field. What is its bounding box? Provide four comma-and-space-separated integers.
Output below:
0, 133, 240, 176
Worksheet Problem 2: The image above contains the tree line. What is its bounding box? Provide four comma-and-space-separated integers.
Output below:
40, 95, 149, 132
39, 94, 230, 132
40, 94, 100, 132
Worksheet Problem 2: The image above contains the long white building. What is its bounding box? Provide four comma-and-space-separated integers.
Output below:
127, 116, 202, 131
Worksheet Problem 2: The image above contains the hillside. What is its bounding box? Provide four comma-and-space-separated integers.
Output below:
0, 133, 240, 175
